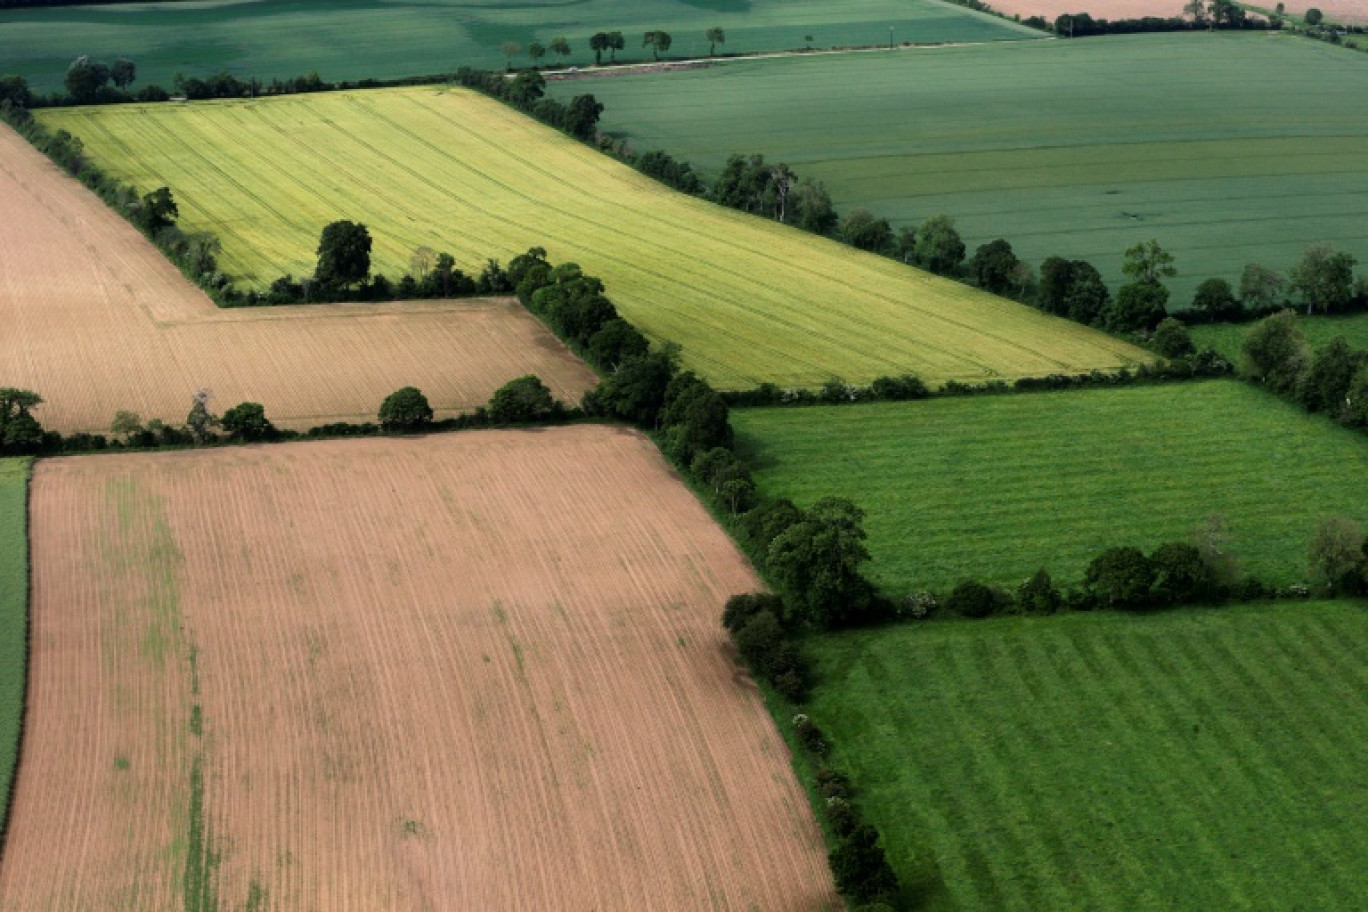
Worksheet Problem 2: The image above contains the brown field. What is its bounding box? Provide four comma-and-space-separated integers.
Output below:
1280, 0, 1368, 22
0, 427, 839, 911
0, 125, 597, 434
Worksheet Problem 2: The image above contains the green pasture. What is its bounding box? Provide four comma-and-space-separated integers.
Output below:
734, 380, 1368, 594
1192, 311, 1368, 363
0, 0, 1035, 95
562, 32, 1368, 304
39, 87, 1146, 389
0, 458, 29, 836
803, 599, 1368, 910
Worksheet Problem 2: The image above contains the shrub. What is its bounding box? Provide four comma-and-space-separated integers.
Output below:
1150, 541, 1212, 604
1016, 568, 1062, 614
826, 796, 860, 838
946, 580, 998, 619
793, 714, 829, 756
1153, 317, 1195, 359
734, 610, 784, 669
378, 386, 433, 431
899, 590, 938, 620
829, 824, 900, 905
722, 592, 785, 633
1086, 547, 1157, 609
816, 768, 853, 800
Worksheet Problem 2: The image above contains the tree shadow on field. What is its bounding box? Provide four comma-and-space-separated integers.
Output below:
732, 428, 779, 472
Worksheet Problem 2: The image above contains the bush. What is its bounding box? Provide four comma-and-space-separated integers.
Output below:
1150, 541, 1213, 604
826, 797, 860, 838
899, 590, 938, 620
1016, 568, 1062, 614
1153, 317, 1195, 359
1085, 546, 1157, 609
946, 579, 998, 619
734, 610, 784, 669
829, 824, 900, 905
722, 592, 785, 633
378, 386, 433, 431
816, 767, 853, 800
793, 713, 829, 757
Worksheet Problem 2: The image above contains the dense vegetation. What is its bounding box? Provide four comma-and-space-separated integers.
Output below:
561, 33, 1368, 303
0, 458, 28, 845
1192, 311, 1368, 362
734, 381, 1368, 595
802, 601, 1368, 910
0, 0, 1037, 95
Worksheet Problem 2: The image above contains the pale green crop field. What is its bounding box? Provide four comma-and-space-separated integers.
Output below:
40, 87, 1146, 389
0, 0, 1037, 95
735, 380, 1368, 594
562, 33, 1368, 304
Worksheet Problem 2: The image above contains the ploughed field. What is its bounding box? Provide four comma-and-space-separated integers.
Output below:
567, 33, 1368, 304
0, 0, 1037, 96
0, 124, 597, 434
803, 600, 1368, 910
39, 87, 1147, 390
0, 427, 839, 910
1191, 311, 1368, 363
734, 380, 1368, 595
0, 458, 27, 834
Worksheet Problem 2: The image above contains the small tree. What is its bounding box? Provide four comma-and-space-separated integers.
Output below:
1192, 277, 1242, 321
589, 32, 609, 65
185, 388, 217, 444
969, 239, 1019, 294
1153, 317, 1195, 358
220, 402, 275, 442
135, 186, 179, 236
409, 246, 437, 284
1304, 7, 1324, 24
1242, 309, 1308, 395
0, 388, 45, 454
110, 58, 137, 89
1150, 542, 1212, 604
643, 30, 672, 60
527, 41, 546, 65
65, 56, 110, 103
1290, 243, 1357, 314
1309, 517, 1365, 594
1122, 239, 1177, 286
487, 375, 555, 424
563, 94, 604, 140
607, 31, 625, 62
1105, 281, 1169, 333
1298, 336, 1364, 414
500, 41, 522, 69
315, 220, 372, 290
379, 386, 433, 431
1085, 546, 1156, 609
841, 208, 894, 254
1016, 569, 1062, 614
706, 26, 726, 55
914, 214, 966, 276
548, 37, 571, 63
1238, 263, 1285, 311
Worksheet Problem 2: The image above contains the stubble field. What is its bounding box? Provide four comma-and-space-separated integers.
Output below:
804, 601, 1368, 910
566, 33, 1368, 303
39, 87, 1148, 390
0, 0, 1037, 96
0, 124, 597, 434
734, 380, 1368, 595
0, 427, 839, 910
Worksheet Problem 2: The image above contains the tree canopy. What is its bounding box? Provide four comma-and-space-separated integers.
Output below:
314, 220, 372, 290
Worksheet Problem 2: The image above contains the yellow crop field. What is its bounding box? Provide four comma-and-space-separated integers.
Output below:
41, 88, 1149, 389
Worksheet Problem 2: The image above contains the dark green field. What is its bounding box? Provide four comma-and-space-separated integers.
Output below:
1192, 312, 1368, 363
0, 458, 28, 834
734, 380, 1368, 594
563, 32, 1368, 303
803, 600, 1368, 910
0, 0, 1035, 95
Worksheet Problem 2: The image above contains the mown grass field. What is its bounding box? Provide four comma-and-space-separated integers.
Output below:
39, 87, 1146, 389
0, 458, 28, 838
0, 0, 1036, 96
734, 380, 1368, 594
803, 600, 1368, 910
1192, 312, 1368, 363
565, 33, 1368, 304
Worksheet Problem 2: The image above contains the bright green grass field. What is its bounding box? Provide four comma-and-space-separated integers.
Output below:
39, 87, 1147, 390
804, 600, 1368, 910
1192, 311, 1368, 363
0, 0, 1036, 95
734, 380, 1368, 594
560, 32, 1368, 304
0, 458, 29, 835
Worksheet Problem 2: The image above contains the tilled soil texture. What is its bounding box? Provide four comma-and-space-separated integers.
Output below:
0, 125, 597, 434
0, 427, 838, 911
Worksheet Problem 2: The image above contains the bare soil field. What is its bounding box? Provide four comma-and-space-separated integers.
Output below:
0, 427, 838, 911
1280, 0, 1368, 22
0, 125, 597, 434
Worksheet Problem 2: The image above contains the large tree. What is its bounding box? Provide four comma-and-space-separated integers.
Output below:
840, 208, 893, 254
220, 402, 275, 442
914, 214, 966, 276
65, 56, 110, 103
487, 375, 555, 424
969, 238, 1019, 294
1242, 309, 1309, 394
589, 32, 609, 65
314, 220, 372, 290
0, 388, 45, 454
378, 386, 433, 431
562, 94, 604, 140
766, 497, 872, 628
110, 57, 137, 89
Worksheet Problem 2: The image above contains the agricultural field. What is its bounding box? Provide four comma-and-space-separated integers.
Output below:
803, 600, 1368, 910
1191, 311, 1368, 363
0, 124, 597, 434
39, 87, 1148, 390
0, 458, 28, 838
564, 33, 1368, 303
0, 428, 839, 910
734, 380, 1368, 595
0, 0, 1038, 96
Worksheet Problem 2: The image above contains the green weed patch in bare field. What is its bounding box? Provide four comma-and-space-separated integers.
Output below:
734, 380, 1368, 594
0, 458, 29, 838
